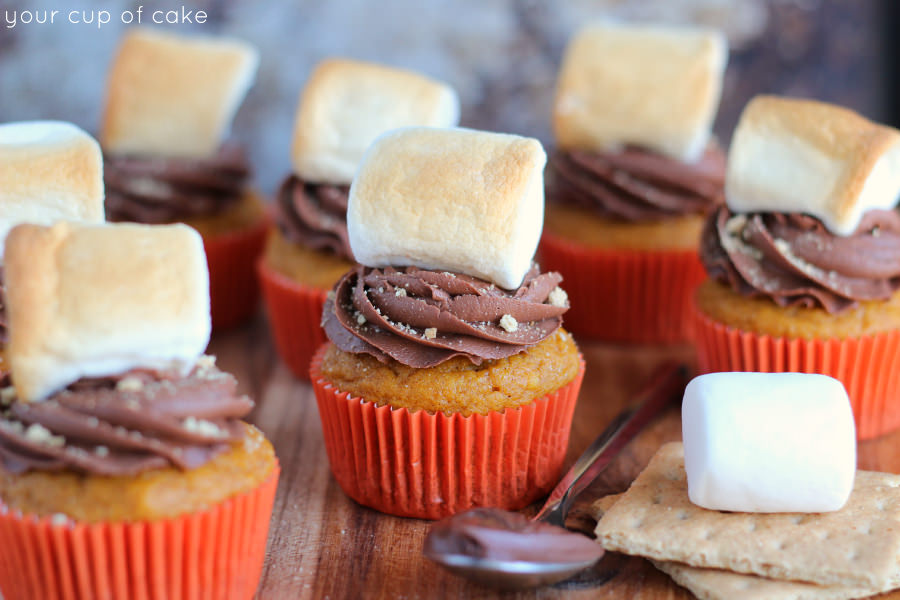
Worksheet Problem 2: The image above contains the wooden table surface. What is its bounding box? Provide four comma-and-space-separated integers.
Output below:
210, 313, 900, 600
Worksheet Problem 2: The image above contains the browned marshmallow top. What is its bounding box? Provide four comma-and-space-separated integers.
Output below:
104, 144, 250, 223
322, 265, 569, 368
700, 205, 900, 313
548, 144, 725, 221
0, 361, 251, 476
274, 175, 352, 259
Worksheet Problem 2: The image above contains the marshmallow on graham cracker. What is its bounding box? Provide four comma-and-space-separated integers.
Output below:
5, 222, 211, 402
0, 121, 105, 258
682, 372, 856, 513
348, 127, 546, 290
291, 58, 460, 185
553, 22, 727, 163
726, 96, 900, 236
101, 27, 258, 159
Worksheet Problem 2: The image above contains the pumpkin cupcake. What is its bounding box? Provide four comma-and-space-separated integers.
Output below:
0, 222, 278, 599
541, 22, 728, 343
311, 127, 584, 519
695, 95, 900, 440
100, 27, 264, 330
0, 120, 106, 378
259, 58, 460, 379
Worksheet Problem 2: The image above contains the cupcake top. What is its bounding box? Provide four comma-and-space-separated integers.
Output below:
701, 96, 900, 313
548, 22, 728, 221
323, 127, 569, 367
0, 222, 253, 475
100, 27, 258, 222
277, 59, 460, 260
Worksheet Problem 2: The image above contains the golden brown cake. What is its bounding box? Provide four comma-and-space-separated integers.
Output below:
320, 328, 580, 415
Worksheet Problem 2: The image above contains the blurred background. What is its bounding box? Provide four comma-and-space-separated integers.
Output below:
0, 0, 894, 194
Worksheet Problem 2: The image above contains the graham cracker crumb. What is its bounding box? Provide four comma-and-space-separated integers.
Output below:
182, 416, 225, 437
395, 287, 407, 297
94, 445, 109, 457
24, 423, 65, 448
424, 327, 437, 339
0, 387, 15, 406
500, 314, 519, 333
116, 376, 145, 392
548, 286, 569, 308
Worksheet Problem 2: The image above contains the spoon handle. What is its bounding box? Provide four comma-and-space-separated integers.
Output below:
533, 361, 688, 527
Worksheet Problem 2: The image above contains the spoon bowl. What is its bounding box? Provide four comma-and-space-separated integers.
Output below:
424, 362, 688, 590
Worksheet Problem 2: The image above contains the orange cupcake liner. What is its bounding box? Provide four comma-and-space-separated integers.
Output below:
694, 308, 900, 440
310, 344, 585, 519
203, 217, 270, 331
539, 231, 707, 344
0, 465, 279, 600
257, 259, 329, 381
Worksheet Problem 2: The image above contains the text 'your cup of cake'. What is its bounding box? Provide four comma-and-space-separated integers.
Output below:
259, 58, 460, 380
694, 95, 900, 439
311, 127, 585, 519
0, 222, 279, 600
100, 27, 265, 329
541, 22, 728, 343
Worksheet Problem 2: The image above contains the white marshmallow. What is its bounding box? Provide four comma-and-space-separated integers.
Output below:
348, 127, 546, 290
0, 121, 105, 258
682, 372, 856, 513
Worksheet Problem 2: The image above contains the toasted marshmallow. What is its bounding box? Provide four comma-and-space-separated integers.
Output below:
0, 121, 105, 258
553, 22, 727, 164
348, 127, 546, 289
726, 96, 900, 235
682, 372, 856, 513
101, 27, 258, 159
291, 58, 460, 185
6, 222, 211, 402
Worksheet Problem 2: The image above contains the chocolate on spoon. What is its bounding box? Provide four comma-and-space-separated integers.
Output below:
423, 362, 688, 590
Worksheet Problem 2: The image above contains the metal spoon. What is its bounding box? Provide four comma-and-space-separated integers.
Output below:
424, 361, 688, 590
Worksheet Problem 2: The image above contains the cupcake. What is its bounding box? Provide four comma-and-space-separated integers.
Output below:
540, 23, 728, 343
312, 127, 584, 519
694, 95, 900, 440
0, 121, 106, 377
0, 222, 279, 599
100, 27, 265, 330
259, 58, 459, 379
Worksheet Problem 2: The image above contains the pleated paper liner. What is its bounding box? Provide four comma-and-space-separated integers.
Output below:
204, 216, 269, 331
310, 344, 585, 519
694, 308, 900, 440
539, 231, 707, 344
0, 465, 279, 600
257, 259, 328, 381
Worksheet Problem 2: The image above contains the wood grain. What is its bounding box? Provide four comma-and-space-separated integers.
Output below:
209, 313, 900, 599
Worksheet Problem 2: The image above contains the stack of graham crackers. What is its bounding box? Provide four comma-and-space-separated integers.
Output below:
594, 443, 900, 600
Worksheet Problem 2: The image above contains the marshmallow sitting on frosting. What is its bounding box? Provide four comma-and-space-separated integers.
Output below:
726, 96, 900, 236
553, 22, 727, 164
291, 58, 460, 185
6, 222, 211, 402
0, 121, 105, 258
682, 372, 856, 513
101, 27, 259, 159
348, 127, 546, 290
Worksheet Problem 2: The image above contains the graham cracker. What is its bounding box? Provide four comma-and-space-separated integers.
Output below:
595, 442, 900, 589
652, 561, 881, 600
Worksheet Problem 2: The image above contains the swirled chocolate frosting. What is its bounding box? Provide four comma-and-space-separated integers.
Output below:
274, 175, 353, 260
104, 144, 251, 223
700, 205, 900, 314
548, 145, 725, 221
322, 265, 569, 368
0, 269, 7, 347
0, 360, 252, 476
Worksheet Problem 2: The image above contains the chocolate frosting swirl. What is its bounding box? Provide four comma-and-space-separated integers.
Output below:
322, 265, 569, 368
0, 361, 252, 476
0, 268, 7, 347
274, 175, 353, 260
104, 144, 251, 223
700, 205, 900, 314
548, 145, 725, 221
